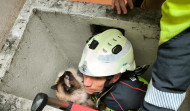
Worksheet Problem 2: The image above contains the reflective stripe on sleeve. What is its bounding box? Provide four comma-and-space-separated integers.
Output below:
144, 80, 186, 111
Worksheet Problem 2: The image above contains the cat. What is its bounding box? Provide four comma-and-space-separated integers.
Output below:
51, 68, 95, 109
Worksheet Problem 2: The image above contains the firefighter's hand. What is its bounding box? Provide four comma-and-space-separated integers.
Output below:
112, 0, 134, 14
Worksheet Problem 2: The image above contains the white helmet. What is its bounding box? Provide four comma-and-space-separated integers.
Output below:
78, 29, 136, 77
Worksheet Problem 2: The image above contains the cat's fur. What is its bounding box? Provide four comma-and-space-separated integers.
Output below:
51, 68, 95, 108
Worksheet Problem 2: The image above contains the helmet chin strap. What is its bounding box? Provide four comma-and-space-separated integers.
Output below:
104, 75, 114, 88
92, 75, 114, 97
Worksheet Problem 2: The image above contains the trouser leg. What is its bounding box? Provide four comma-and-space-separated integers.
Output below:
141, 28, 190, 111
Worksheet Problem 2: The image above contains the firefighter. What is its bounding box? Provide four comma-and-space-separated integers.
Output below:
76, 29, 148, 111
141, 0, 190, 111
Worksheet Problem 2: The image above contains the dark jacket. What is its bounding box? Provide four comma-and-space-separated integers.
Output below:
96, 76, 148, 111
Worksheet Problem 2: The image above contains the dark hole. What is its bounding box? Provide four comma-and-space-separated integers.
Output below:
90, 24, 125, 36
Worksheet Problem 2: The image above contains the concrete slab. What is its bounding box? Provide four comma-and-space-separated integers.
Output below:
67, 0, 112, 5
0, 6, 160, 101
0, 0, 26, 50
0, 91, 61, 111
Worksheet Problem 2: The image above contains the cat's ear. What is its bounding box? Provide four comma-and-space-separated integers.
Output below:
51, 84, 58, 90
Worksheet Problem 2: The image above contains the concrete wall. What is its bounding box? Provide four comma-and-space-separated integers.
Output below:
0, 0, 189, 110
0, 0, 161, 100
0, 0, 26, 49
0, 91, 61, 111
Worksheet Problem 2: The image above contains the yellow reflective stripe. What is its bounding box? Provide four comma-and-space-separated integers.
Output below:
138, 76, 148, 85
96, 98, 101, 108
159, 0, 190, 45
106, 107, 114, 111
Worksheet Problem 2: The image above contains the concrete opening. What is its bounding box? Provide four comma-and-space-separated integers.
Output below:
0, 8, 159, 101
90, 24, 125, 36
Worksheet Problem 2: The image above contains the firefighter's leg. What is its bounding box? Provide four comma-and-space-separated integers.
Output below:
141, 28, 190, 111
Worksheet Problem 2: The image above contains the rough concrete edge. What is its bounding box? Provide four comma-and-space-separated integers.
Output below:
33, 0, 161, 24
0, 0, 34, 81
0, 91, 62, 110
0, 0, 161, 81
